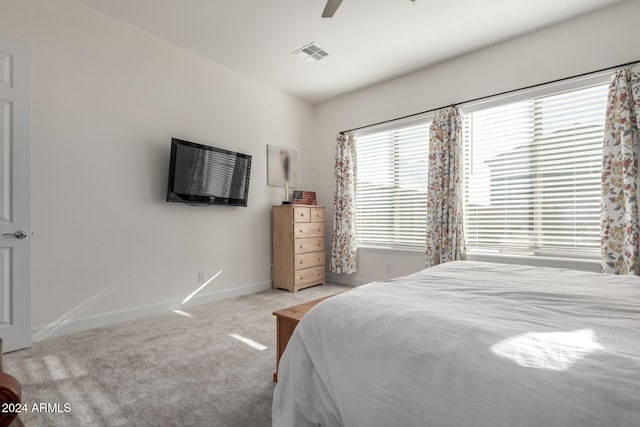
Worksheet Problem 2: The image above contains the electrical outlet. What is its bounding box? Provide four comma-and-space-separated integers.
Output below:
198, 272, 205, 284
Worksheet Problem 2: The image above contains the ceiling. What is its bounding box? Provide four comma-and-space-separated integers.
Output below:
78, 0, 624, 104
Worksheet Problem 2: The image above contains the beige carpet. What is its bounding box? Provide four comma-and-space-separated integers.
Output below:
4, 284, 348, 427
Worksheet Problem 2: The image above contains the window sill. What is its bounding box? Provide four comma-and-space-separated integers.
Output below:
357, 245, 423, 255
356, 246, 601, 272
466, 252, 601, 273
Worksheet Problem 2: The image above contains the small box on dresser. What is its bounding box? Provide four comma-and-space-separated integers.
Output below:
272, 205, 325, 292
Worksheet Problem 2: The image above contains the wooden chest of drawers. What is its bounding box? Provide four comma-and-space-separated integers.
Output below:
272, 205, 325, 292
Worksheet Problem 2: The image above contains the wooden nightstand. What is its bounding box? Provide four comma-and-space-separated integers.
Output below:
273, 294, 337, 382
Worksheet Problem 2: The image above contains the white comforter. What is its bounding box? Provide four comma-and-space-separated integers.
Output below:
272, 261, 640, 427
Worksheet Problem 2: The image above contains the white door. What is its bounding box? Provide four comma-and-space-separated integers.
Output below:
0, 33, 31, 352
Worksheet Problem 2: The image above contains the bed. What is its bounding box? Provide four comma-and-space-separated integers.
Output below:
272, 261, 640, 426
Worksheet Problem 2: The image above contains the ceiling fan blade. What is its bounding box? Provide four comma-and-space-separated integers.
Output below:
322, 0, 343, 17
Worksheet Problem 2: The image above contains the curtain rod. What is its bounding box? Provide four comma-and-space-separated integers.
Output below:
339, 59, 640, 135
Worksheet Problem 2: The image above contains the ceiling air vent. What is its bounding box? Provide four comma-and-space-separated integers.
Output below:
292, 43, 329, 63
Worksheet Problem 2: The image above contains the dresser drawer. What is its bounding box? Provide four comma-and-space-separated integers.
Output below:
294, 237, 325, 254
294, 207, 310, 222
294, 251, 325, 270
294, 266, 325, 287
310, 207, 324, 222
294, 222, 324, 238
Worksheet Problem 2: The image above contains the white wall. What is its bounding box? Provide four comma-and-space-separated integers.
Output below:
315, 0, 640, 285
0, 0, 316, 339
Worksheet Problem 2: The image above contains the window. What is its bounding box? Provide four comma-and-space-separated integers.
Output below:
355, 122, 430, 249
463, 81, 609, 257
353, 77, 610, 259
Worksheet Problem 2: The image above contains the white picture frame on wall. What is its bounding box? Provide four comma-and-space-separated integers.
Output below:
267, 145, 298, 188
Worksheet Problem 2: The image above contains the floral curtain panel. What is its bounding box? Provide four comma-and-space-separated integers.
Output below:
601, 65, 640, 275
330, 133, 358, 274
425, 106, 466, 267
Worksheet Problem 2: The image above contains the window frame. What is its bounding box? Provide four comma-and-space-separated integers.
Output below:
461, 72, 612, 260
351, 72, 611, 264
353, 115, 434, 251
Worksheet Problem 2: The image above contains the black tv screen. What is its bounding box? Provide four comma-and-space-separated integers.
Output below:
166, 138, 252, 206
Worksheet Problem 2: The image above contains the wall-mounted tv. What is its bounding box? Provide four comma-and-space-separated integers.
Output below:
166, 138, 252, 206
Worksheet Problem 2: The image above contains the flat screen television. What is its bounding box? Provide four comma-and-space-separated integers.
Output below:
166, 138, 252, 206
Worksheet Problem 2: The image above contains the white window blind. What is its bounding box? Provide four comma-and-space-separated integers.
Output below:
463, 82, 609, 257
356, 123, 430, 249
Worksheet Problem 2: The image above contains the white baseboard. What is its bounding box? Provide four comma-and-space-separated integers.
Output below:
32, 280, 272, 342
326, 272, 371, 287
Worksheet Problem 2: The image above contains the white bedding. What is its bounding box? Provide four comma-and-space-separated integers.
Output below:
272, 261, 640, 427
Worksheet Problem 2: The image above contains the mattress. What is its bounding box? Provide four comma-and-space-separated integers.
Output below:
272, 261, 640, 427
